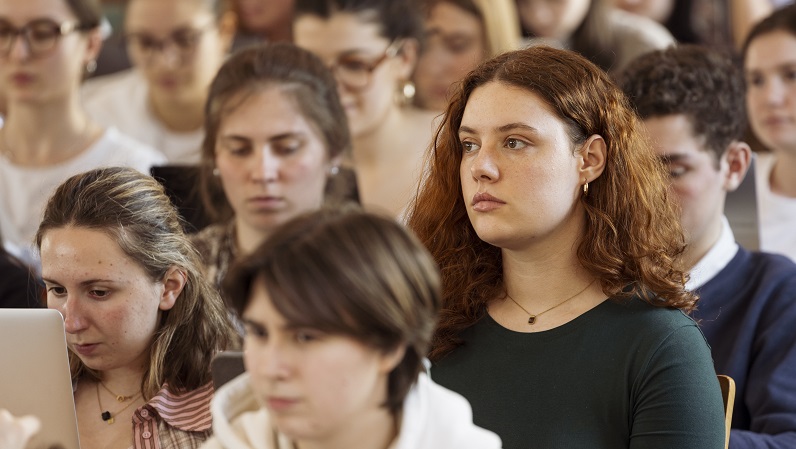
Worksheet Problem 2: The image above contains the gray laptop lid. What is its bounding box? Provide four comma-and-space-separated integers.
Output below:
0, 309, 81, 449
725, 153, 759, 251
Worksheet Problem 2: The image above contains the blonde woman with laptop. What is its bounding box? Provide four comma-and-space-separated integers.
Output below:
36, 167, 236, 449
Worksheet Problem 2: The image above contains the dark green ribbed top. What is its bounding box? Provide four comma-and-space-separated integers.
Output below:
431, 296, 726, 449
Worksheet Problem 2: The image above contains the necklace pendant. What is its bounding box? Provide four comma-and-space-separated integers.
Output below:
528, 315, 537, 325
116, 395, 126, 402
107, 417, 115, 424
101, 411, 112, 422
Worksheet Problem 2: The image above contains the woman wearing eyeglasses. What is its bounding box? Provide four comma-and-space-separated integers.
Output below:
293, 0, 437, 219
81, 0, 235, 164
0, 0, 165, 267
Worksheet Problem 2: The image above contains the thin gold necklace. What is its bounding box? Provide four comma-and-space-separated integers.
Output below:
96, 382, 142, 425
506, 279, 597, 325
99, 380, 138, 402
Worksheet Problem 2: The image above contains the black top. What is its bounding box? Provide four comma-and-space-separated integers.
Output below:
0, 251, 41, 308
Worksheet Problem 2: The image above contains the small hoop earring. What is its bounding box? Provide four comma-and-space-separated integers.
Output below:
583, 182, 589, 196
212, 168, 220, 177
86, 59, 97, 74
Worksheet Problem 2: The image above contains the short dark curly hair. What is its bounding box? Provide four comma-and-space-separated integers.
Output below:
618, 45, 746, 163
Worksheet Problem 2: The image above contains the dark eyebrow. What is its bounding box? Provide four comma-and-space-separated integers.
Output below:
459, 123, 540, 135
497, 123, 539, 134
220, 132, 305, 143
41, 278, 116, 286
241, 318, 264, 331
658, 154, 689, 164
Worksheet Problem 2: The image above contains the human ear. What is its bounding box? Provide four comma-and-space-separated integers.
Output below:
218, 10, 238, 54
394, 38, 419, 80
84, 27, 103, 66
378, 344, 407, 374
721, 141, 751, 192
159, 266, 187, 311
577, 134, 607, 185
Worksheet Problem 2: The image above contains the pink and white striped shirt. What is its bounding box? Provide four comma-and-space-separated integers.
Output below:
130, 382, 214, 449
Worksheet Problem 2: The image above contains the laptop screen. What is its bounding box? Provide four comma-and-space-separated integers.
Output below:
0, 309, 81, 449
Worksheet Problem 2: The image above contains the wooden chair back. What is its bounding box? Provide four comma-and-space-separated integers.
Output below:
717, 374, 736, 449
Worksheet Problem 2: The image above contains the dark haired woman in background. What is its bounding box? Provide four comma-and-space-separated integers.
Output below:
0, 0, 165, 266
293, 0, 437, 218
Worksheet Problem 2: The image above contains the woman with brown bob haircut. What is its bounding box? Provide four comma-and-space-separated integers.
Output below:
203, 208, 501, 448
36, 167, 236, 448
407, 46, 725, 448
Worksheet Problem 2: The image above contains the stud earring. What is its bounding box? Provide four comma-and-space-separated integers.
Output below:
328, 165, 340, 176
86, 60, 97, 74
212, 168, 220, 177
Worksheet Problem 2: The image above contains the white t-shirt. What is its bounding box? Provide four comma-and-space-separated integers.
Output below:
755, 152, 796, 262
0, 127, 167, 266
81, 69, 204, 164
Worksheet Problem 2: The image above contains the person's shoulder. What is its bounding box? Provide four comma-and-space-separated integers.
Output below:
394, 373, 503, 449
607, 8, 675, 71
731, 247, 796, 288
190, 223, 229, 249
608, 9, 675, 43
90, 127, 167, 169
603, 294, 698, 336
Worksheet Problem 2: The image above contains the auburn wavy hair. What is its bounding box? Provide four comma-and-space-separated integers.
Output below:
406, 46, 694, 361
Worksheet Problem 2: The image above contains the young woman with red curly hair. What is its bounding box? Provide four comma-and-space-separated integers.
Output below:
406, 45, 726, 449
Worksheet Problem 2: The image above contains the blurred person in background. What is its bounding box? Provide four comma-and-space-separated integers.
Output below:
412, 0, 522, 112
743, 4, 796, 263
293, 0, 437, 219
231, 0, 294, 48
516, 0, 674, 76
0, 0, 165, 267
614, 0, 774, 50
81, 0, 235, 164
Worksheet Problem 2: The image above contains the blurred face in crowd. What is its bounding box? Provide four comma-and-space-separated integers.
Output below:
516, 0, 591, 41
125, 0, 233, 106
414, 2, 486, 111
242, 279, 399, 445
294, 12, 414, 139
745, 30, 796, 154
234, 0, 294, 35
0, 0, 101, 104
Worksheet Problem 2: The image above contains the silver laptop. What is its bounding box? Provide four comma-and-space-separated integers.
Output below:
0, 309, 81, 449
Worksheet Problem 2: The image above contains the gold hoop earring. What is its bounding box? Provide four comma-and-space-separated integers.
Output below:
583, 182, 589, 196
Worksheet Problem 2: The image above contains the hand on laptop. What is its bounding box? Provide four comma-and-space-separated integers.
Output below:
0, 409, 40, 449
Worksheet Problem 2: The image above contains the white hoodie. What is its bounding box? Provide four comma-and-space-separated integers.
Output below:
201, 372, 502, 449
